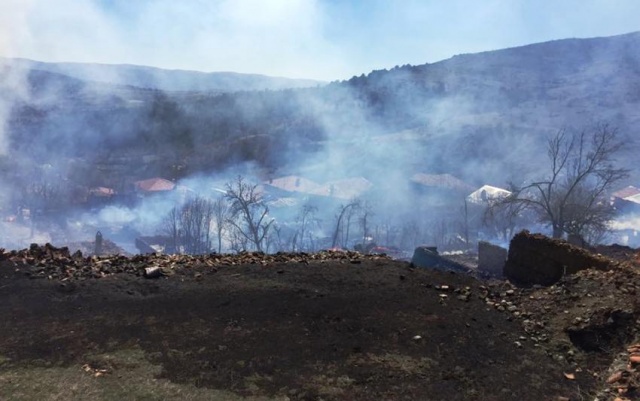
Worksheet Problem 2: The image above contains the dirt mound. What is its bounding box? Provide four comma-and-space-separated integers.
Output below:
594, 243, 640, 266
1, 240, 639, 400
482, 256, 640, 400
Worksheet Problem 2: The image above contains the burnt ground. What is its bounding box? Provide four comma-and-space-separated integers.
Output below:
1, 248, 640, 400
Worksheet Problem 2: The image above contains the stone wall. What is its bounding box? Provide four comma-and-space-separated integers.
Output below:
504, 231, 616, 286
478, 241, 507, 277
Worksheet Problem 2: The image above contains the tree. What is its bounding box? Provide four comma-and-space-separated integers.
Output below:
292, 204, 319, 252
162, 196, 215, 254
400, 220, 423, 250
163, 206, 181, 253
181, 196, 214, 254
331, 199, 360, 248
225, 176, 274, 252
495, 124, 629, 239
431, 219, 449, 250
358, 201, 374, 245
484, 196, 530, 241
457, 199, 471, 247
212, 196, 231, 253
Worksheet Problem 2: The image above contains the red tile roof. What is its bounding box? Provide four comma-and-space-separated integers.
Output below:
134, 178, 175, 192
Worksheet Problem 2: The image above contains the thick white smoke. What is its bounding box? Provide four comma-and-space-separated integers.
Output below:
0, 1, 35, 155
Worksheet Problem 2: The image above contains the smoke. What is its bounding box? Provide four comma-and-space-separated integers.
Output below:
610, 215, 640, 231
0, 1, 33, 155
0, 2, 639, 253
2, 46, 639, 252
78, 195, 180, 233
606, 214, 640, 247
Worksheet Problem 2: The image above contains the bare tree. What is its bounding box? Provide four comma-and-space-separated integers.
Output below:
456, 199, 471, 247
431, 219, 449, 250
292, 204, 319, 252
377, 218, 401, 247
162, 206, 181, 253
228, 226, 250, 253
343, 205, 356, 247
484, 197, 529, 241
212, 196, 231, 253
225, 176, 274, 252
161, 196, 214, 254
496, 124, 629, 239
269, 223, 285, 252
183, 196, 214, 254
359, 201, 374, 245
331, 199, 360, 248
400, 220, 422, 250
20, 169, 69, 237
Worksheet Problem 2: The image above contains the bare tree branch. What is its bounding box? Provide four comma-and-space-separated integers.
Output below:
493, 124, 629, 240
225, 176, 274, 252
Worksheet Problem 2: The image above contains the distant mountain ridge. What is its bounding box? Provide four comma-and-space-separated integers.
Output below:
0, 57, 325, 92
2, 31, 640, 188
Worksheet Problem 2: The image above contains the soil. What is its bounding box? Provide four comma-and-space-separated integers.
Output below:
1, 245, 640, 400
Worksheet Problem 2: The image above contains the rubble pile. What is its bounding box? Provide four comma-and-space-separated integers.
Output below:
600, 342, 640, 401
0, 243, 389, 281
595, 244, 640, 268
476, 246, 640, 400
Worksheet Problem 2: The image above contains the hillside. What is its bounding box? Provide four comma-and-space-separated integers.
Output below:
333, 31, 640, 182
2, 32, 639, 188
0, 57, 325, 92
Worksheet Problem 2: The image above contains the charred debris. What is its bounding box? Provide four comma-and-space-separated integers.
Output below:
0, 242, 389, 281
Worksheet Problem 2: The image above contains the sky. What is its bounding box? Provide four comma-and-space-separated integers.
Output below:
1, 0, 640, 81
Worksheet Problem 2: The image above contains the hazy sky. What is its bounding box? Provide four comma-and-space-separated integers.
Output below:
2, 0, 640, 81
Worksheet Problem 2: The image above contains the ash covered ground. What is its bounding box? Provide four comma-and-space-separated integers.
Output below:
0, 239, 639, 401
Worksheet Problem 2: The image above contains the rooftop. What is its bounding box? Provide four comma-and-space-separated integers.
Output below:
612, 185, 640, 200
134, 178, 175, 192
411, 173, 473, 192
467, 184, 512, 204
